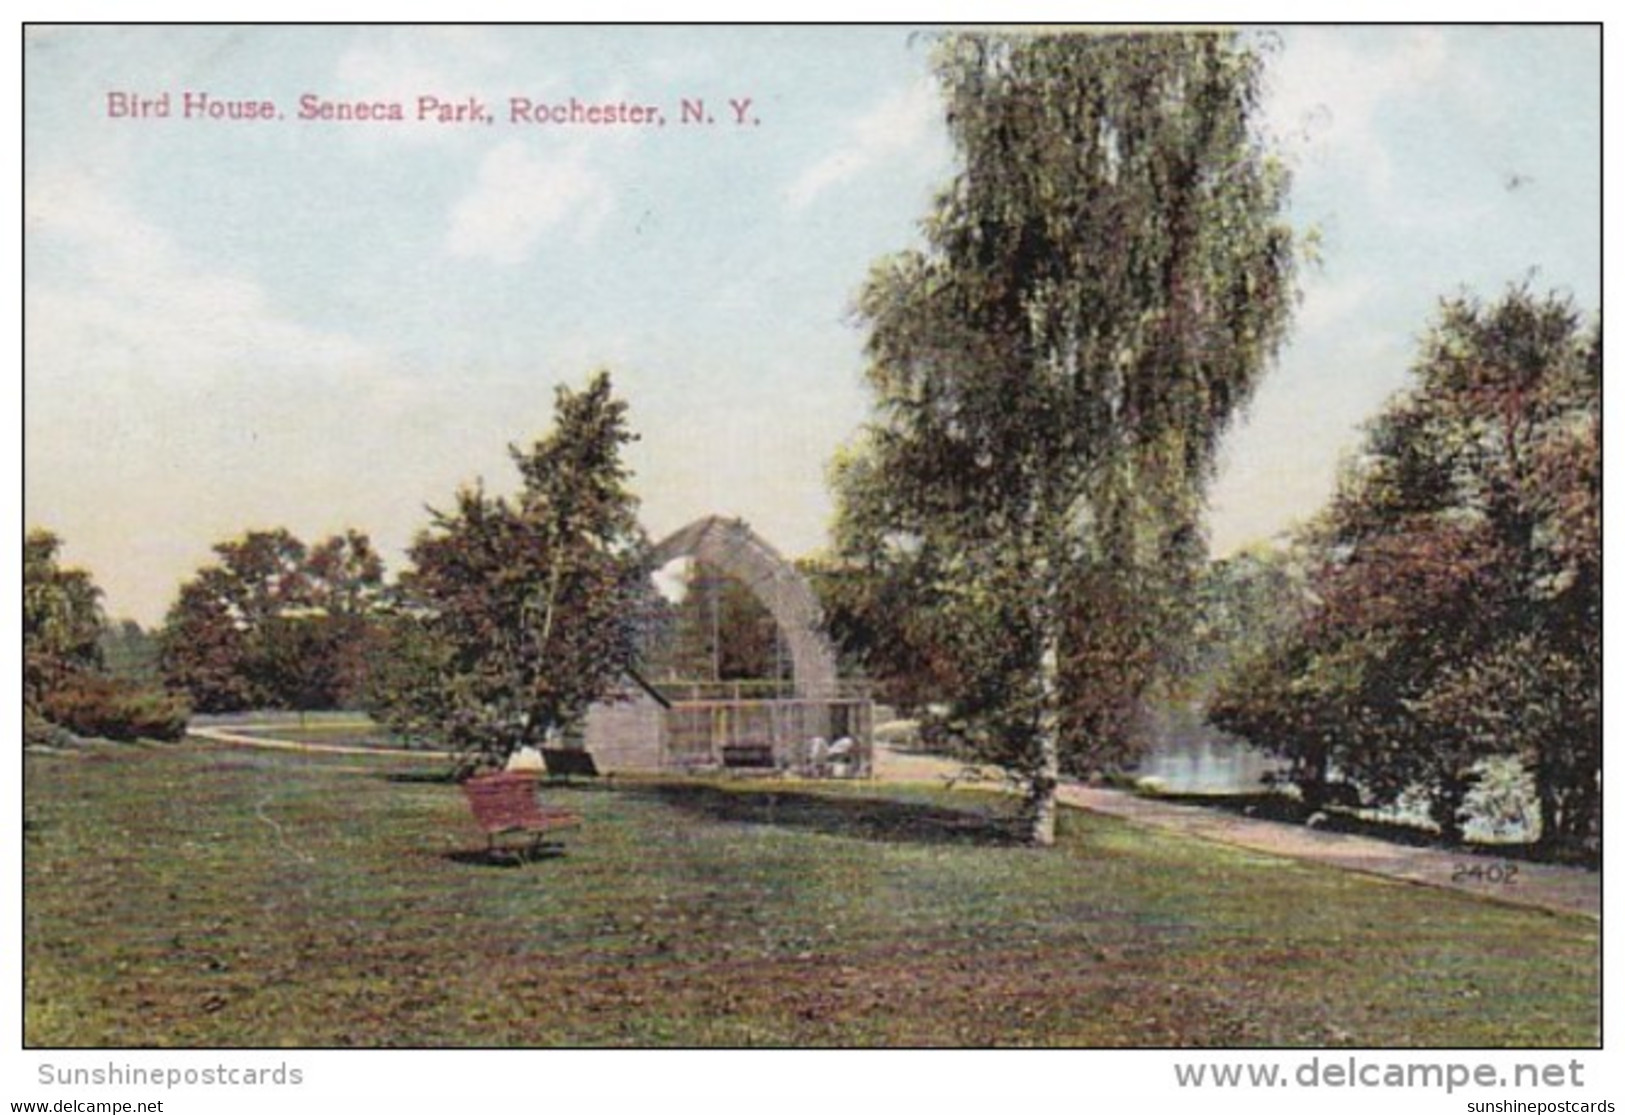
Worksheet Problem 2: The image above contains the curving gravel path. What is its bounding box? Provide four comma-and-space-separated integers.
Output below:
875, 744, 1600, 919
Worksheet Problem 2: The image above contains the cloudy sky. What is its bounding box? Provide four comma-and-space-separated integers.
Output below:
23, 25, 1601, 626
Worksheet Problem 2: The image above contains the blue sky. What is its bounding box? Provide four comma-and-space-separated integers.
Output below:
23, 25, 1601, 625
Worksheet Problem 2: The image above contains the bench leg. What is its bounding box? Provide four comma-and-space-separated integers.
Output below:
486, 832, 524, 866
477, 829, 568, 865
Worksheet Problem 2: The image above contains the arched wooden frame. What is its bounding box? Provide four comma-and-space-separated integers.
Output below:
648, 516, 839, 699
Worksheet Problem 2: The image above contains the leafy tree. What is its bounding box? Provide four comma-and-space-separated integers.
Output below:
159, 527, 386, 712
1211, 287, 1599, 852
24, 529, 105, 710
98, 618, 163, 686
159, 571, 260, 712
255, 615, 358, 716
358, 610, 458, 746
299, 530, 388, 703
370, 371, 653, 772
808, 538, 974, 715
827, 31, 1296, 843
645, 561, 788, 685
25, 530, 189, 744
205, 528, 312, 624
160, 528, 305, 711
1311, 519, 1514, 836
306, 530, 387, 617
1183, 545, 1311, 696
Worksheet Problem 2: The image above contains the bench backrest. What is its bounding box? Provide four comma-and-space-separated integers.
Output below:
462, 772, 546, 831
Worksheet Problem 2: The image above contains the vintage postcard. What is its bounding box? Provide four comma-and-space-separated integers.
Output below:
18, 20, 1604, 1110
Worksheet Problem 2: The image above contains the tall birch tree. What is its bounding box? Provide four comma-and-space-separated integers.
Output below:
832, 31, 1296, 843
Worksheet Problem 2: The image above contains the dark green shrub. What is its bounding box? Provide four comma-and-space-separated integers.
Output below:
39, 673, 190, 742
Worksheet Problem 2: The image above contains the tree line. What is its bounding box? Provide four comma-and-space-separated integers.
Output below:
24, 530, 189, 744
25, 372, 656, 777
25, 370, 777, 771
1207, 289, 1599, 858
810, 31, 1597, 858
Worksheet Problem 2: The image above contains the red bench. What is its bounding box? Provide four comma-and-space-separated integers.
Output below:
461, 771, 581, 862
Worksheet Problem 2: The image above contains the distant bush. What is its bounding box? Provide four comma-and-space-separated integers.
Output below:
39, 674, 190, 742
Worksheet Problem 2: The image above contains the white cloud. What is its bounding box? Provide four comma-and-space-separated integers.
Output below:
1294, 271, 1376, 336
336, 27, 508, 94
444, 140, 612, 265
786, 78, 941, 210
25, 166, 386, 389
24, 167, 409, 622
1265, 27, 1462, 197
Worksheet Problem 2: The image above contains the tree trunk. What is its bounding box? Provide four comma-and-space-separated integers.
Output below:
1299, 746, 1331, 813
1534, 744, 1560, 851
1027, 607, 1063, 847
1028, 742, 1060, 846
1432, 777, 1468, 847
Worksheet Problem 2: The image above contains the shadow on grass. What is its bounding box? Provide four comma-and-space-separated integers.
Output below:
638, 782, 1029, 847
382, 770, 615, 792
441, 845, 570, 869
384, 770, 460, 785
535, 778, 617, 793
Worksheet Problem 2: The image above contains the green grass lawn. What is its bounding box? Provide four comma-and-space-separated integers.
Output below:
24, 740, 1599, 1048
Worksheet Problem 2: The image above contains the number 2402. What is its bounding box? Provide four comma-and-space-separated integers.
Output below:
1452, 862, 1519, 885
